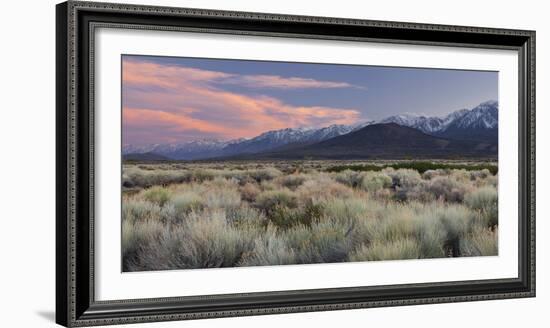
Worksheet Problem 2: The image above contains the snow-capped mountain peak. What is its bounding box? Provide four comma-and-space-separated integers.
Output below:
123, 101, 497, 160
378, 101, 498, 135
450, 101, 498, 129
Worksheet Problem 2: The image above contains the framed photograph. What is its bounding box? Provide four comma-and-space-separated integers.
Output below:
56, 1, 535, 326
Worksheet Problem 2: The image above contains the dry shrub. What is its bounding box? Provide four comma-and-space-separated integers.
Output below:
248, 167, 283, 182
460, 226, 498, 256
297, 175, 354, 202
275, 174, 307, 190
422, 169, 448, 180
427, 176, 468, 202
470, 169, 491, 181
350, 238, 421, 261
239, 182, 261, 202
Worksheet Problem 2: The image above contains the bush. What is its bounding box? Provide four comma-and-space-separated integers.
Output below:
190, 168, 218, 182
170, 192, 204, 215
124, 211, 258, 271
470, 169, 491, 181
422, 169, 447, 180
226, 206, 266, 228
248, 167, 282, 182
122, 219, 164, 271
239, 229, 297, 266
297, 176, 354, 202
464, 186, 498, 227
266, 201, 324, 229
394, 181, 435, 203
427, 176, 468, 202
334, 170, 363, 188
359, 172, 392, 192
122, 199, 163, 223
350, 238, 421, 261
326, 162, 497, 175
460, 227, 498, 256
385, 168, 422, 188
286, 220, 352, 264
122, 163, 499, 270
425, 205, 474, 256
276, 174, 307, 190
204, 187, 241, 209
124, 166, 191, 188
323, 198, 369, 223
256, 189, 298, 212
240, 183, 261, 202
143, 186, 172, 206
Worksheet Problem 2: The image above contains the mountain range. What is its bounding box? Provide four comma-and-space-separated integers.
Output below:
123, 100, 498, 161
379, 100, 498, 141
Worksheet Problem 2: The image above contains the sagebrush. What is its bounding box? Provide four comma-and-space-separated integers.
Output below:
122, 161, 498, 271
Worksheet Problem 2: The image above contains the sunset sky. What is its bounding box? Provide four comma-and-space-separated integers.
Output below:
122, 55, 498, 146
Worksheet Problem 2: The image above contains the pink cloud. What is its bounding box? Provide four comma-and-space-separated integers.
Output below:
122, 59, 362, 144
219, 74, 365, 89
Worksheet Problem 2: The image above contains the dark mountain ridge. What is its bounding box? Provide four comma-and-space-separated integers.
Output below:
227, 123, 497, 160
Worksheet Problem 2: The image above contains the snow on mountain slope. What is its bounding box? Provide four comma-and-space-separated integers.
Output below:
123, 101, 497, 160
378, 101, 497, 137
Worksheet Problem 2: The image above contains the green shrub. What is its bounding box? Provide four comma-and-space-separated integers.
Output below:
464, 186, 498, 227
122, 219, 164, 271
256, 189, 298, 212
143, 186, 172, 206
124, 166, 191, 188
326, 162, 497, 175
323, 198, 369, 223
292, 220, 352, 263
170, 192, 204, 214
359, 172, 392, 192
226, 206, 266, 228
125, 211, 258, 271
266, 201, 324, 229
191, 168, 218, 182
385, 168, 422, 188
334, 170, 363, 188
122, 199, 162, 223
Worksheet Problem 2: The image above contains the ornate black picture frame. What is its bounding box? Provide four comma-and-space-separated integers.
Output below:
56, 1, 535, 326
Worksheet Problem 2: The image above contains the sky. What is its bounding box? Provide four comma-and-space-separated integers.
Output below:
122, 55, 498, 146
